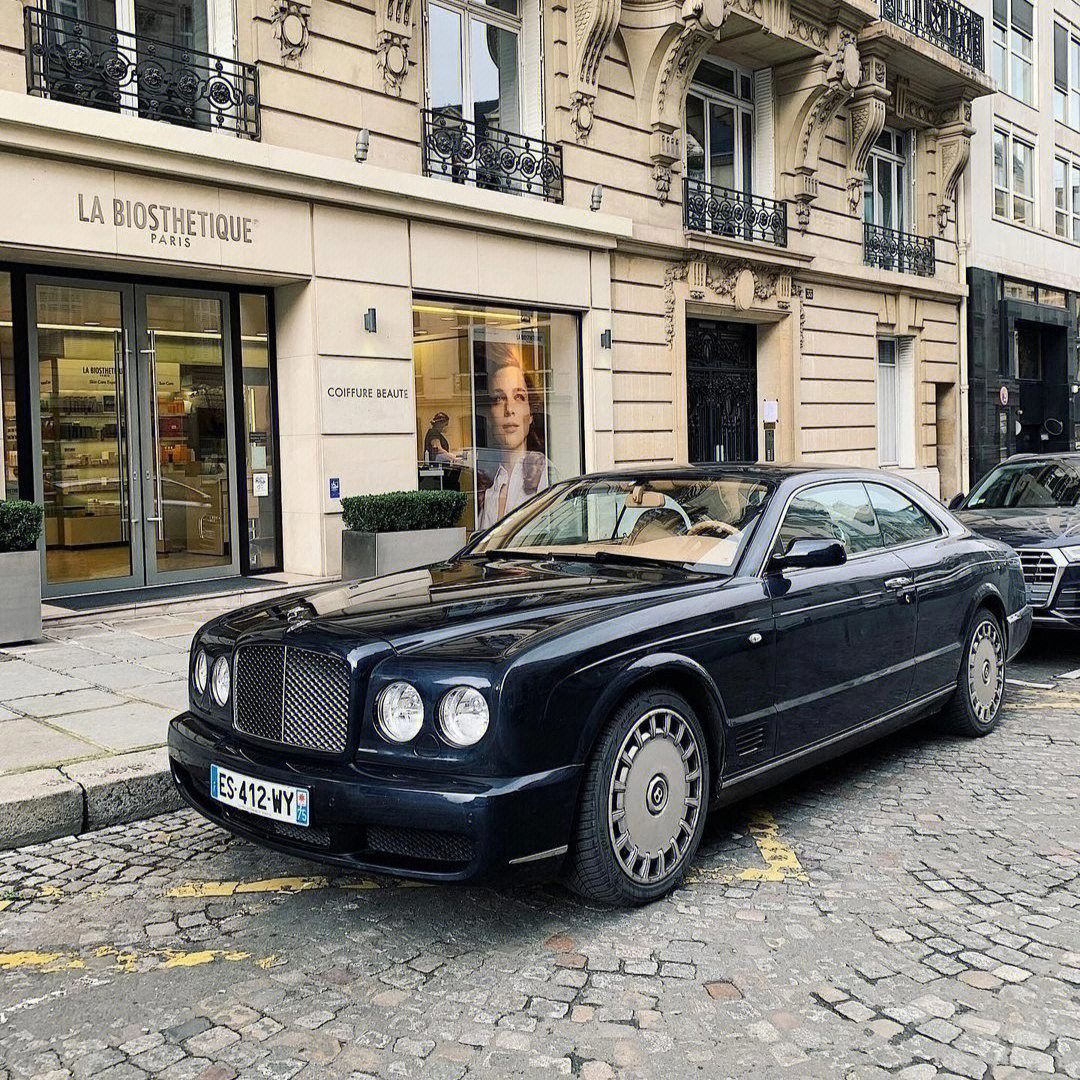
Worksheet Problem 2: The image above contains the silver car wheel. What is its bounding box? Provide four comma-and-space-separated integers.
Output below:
967, 617, 1004, 725
607, 707, 703, 886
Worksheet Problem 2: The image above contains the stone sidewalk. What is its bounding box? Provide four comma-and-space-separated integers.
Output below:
0, 576, 326, 850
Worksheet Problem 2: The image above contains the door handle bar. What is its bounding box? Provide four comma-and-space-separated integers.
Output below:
884, 576, 914, 590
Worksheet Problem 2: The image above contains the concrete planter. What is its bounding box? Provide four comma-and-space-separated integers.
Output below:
0, 550, 42, 645
341, 527, 467, 581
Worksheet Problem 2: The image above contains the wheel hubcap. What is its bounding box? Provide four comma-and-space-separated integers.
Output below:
608, 708, 703, 885
968, 618, 1004, 725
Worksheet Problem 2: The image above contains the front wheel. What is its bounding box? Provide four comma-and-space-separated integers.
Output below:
566, 688, 710, 906
943, 609, 1006, 736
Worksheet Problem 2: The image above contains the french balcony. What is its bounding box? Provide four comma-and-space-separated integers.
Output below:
24, 6, 260, 139
683, 178, 788, 248
878, 0, 984, 70
421, 109, 564, 204
864, 222, 936, 277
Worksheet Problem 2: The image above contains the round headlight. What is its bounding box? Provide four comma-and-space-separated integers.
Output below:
192, 649, 209, 695
376, 682, 424, 743
438, 686, 490, 747
210, 655, 231, 708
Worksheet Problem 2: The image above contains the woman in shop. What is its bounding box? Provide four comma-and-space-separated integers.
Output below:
475, 350, 553, 530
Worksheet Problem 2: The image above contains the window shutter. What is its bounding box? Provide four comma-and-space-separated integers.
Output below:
521, 0, 543, 139
897, 337, 917, 469
752, 68, 774, 199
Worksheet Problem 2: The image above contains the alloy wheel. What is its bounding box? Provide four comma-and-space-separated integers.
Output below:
967, 617, 1004, 725
607, 707, 703, 885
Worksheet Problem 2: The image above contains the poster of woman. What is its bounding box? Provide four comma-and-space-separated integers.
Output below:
473, 341, 555, 530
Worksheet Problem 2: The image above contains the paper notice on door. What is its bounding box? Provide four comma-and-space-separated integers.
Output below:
253, 472, 270, 498
250, 440, 267, 469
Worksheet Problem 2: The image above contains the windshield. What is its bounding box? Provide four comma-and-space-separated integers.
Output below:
966, 460, 1080, 510
469, 475, 774, 572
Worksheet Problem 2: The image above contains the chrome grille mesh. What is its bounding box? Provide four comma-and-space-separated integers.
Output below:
234, 644, 350, 754
283, 649, 350, 753
233, 645, 285, 742
1017, 550, 1057, 608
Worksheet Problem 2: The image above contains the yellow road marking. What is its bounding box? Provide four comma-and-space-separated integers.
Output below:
0, 945, 276, 974
687, 810, 809, 885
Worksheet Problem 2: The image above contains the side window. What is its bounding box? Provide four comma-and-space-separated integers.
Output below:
777, 483, 883, 556
865, 483, 942, 547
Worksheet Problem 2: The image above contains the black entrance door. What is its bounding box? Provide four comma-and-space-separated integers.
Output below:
686, 319, 757, 463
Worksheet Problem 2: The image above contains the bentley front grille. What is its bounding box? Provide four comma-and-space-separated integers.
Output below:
233, 644, 350, 754
1017, 550, 1057, 608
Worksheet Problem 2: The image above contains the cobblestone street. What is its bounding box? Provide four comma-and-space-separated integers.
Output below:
1, 634, 1078, 1080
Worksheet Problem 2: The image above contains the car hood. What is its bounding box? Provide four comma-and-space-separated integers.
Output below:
956, 507, 1080, 549
217, 557, 718, 659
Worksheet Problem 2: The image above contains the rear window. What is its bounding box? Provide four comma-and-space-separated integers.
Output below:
865, 483, 941, 547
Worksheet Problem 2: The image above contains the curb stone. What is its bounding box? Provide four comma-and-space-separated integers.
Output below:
0, 749, 179, 851
61, 748, 182, 833
0, 768, 84, 850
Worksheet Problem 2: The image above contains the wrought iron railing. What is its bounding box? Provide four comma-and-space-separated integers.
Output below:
879, 0, 984, 70
421, 109, 563, 203
24, 6, 260, 138
683, 178, 788, 247
864, 222, 936, 276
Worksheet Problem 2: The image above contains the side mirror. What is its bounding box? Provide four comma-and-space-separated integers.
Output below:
769, 537, 847, 573
947, 493, 966, 511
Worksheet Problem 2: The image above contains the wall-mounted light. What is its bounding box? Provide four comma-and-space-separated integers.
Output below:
355, 128, 370, 163
590, 184, 604, 212
364, 307, 377, 333
600, 329, 611, 349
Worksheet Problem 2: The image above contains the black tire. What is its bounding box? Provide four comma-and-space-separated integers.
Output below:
566, 687, 710, 906
942, 607, 1007, 737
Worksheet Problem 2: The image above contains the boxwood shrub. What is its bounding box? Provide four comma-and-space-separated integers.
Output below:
0, 500, 44, 554
341, 490, 466, 534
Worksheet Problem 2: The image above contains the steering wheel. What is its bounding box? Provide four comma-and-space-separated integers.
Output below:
686, 519, 739, 538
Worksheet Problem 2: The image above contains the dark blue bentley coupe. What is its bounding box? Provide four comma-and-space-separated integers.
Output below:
169, 465, 1030, 905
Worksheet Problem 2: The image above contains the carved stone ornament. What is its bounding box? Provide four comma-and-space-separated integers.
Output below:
664, 257, 792, 341
934, 100, 974, 233
784, 30, 860, 232
271, 0, 310, 63
568, 0, 621, 141
846, 57, 889, 214
648, 0, 726, 202
376, 0, 414, 96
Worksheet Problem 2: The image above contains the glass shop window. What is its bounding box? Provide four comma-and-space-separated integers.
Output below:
239, 294, 280, 571
0, 272, 15, 500
413, 300, 583, 532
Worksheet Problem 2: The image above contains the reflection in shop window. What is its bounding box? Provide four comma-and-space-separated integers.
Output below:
1, 273, 15, 500
239, 293, 279, 571
413, 301, 582, 531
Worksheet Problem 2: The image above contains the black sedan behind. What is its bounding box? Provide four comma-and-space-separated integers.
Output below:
954, 454, 1080, 627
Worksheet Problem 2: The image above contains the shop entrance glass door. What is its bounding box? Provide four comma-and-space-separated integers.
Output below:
137, 288, 236, 585
31, 279, 238, 596
34, 282, 139, 592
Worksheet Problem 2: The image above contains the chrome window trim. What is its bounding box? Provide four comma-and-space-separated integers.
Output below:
755, 477, 953, 579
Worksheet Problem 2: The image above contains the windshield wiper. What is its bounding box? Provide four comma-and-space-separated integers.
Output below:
537, 550, 714, 574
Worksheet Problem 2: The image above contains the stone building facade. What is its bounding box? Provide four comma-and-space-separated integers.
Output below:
0, 0, 990, 595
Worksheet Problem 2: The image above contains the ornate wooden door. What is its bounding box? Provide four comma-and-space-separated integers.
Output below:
685, 319, 757, 463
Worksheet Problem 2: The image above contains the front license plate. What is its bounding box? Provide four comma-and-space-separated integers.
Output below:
210, 764, 309, 827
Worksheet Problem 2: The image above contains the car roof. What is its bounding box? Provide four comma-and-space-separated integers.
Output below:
1004, 452, 1080, 464
585, 463, 901, 484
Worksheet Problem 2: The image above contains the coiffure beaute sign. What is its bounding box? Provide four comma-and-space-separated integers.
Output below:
76, 193, 255, 249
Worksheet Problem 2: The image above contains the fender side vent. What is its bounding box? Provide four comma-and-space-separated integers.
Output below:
733, 723, 767, 757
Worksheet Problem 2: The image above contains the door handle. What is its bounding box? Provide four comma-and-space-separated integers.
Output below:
884, 576, 916, 604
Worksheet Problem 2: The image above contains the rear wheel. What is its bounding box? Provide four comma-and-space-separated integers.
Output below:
567, 688, 710, 906
943, 608, 1006, 736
